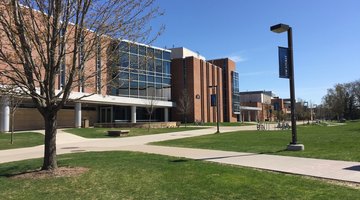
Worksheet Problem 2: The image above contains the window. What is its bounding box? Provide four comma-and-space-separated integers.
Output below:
139, 74, 146, 82
155, 76, 162, 84
163, 61, 171, 74
130, 81, 138, 96
139, 82, 146, 97
232, 71, 240, 113
120, 52, 129, 67
139, 56, 146, 71
147, 75, 154, 83
119, 71, 129, 80
147, 47, 154, 58
107, 40, 172, 101
155, 59, 162, 73
139, 45, 146, 56
147, 57, 154, 72
154, 49, 162, 59
156, 84, 162, 98
163, 78, 171, 85
163, 51, 171, 61
130, 54, 138, 69
130, 73, 138, 82
119, 80, 129, 96
147, 83, 155, 97
119, 41, 128, 52
130, 43, 138, 54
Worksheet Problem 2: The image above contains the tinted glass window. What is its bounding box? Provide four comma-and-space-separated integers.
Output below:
154, 49, 162, 59
130, 43, 138, 54
139, 56, 146, 71
155, 77, 162, 84
147, 75, 154, 83
120, 71, 129, 80
139, 45, 146, 55
130, 81, 138, 96
120, 53, 129, 67
155, 59, 162, 73
163, 51, 171, 60
163, 78, 171, 85
163, 61, 170, 74
130, 54, 138, 69
139, 74, 146, 82
147, 58, 154, 71
147, 47, 154, 58
119, 41, 128, 52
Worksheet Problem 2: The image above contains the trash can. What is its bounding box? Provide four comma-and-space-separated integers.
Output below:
82, 119, 89, 128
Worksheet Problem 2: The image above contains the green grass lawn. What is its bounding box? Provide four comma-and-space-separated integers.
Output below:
0, 151, 359, 199
64, 127, 205, 138
0, 132, 44, 150
183, 122, 254, 126
154, 121, 360, 162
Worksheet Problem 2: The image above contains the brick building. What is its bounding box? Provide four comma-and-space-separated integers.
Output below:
170, 47, 240, 123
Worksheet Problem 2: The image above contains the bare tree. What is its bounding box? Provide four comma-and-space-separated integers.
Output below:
145, 93, 157, 131
0, 0, 163, 170
177, 89, 192, 127
0, 86, 24, 144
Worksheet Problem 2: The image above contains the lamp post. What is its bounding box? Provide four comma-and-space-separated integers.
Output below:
209, 85, 220, 133
271, 23, 304, 151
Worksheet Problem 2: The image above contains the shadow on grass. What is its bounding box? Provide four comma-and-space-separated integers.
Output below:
259, 149, 288, 155
170, 159, 189, 163
0, 164, 38, 178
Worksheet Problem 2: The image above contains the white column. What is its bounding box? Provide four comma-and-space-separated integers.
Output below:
248, 111, 251, 122
75, 102, 82, 128
131, 106, 136, 123
1, 97, 10, 132
164, 107, 169, 122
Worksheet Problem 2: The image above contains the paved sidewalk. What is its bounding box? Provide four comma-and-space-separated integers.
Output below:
1, 125, 360, 183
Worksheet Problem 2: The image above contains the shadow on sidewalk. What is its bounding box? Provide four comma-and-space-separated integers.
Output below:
194, 149, 287, 161
344, 165, 360, 171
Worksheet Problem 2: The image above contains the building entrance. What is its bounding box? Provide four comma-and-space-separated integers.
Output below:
100, 107, 112, 123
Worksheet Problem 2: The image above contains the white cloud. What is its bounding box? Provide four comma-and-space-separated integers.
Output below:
239, 70, 276, 77
229, 55, 247, 63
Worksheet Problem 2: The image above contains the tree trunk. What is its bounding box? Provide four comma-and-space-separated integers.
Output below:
42, 111, 58, 170
11, 112, 14, 144
148, 114, 152, 132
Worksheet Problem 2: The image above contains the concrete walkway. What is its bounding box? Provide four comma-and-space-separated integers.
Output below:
1, 125, 360, 184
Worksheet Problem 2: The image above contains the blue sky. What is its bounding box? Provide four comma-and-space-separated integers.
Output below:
151, 0, 360, 104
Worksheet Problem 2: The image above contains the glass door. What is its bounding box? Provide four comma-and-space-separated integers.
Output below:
100, 107, 112, 123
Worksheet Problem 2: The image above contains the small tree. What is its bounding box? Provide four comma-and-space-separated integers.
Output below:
0, 85, 24, 144
145, 94, 157, 131
177, 89, 192, 127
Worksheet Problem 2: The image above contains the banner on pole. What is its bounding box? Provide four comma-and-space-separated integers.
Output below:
278, 47, 290, 79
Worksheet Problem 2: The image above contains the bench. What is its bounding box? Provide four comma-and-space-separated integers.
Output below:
107, 130, 130, 137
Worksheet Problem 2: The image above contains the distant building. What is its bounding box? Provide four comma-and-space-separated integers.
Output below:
170, 47, 240, 123
239, 91, 274, 121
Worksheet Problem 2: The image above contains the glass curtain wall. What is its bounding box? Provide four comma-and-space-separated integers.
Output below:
232, 71, 241, 113
109, 40, 171, 101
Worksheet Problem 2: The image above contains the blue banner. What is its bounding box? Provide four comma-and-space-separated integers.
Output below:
278, 47, 290, 79
211, 94, 217, 107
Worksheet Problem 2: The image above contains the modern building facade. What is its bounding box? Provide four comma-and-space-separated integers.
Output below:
0, 39, 174, 131
170, 47, 240, 123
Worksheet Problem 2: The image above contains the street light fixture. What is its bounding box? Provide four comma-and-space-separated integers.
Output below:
271, 23, 304, 151
209, 85, 220, 133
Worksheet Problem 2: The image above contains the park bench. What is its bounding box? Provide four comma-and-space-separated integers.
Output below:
107, 130, 130, 137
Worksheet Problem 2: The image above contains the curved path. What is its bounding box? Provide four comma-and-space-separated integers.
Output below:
1, 125, 360, 184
